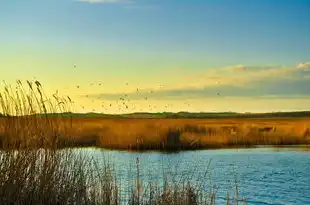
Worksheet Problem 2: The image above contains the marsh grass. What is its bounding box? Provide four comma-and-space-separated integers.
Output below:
57, 117, 310, 151
0, 80, 247, 204
0, 80, 77, 149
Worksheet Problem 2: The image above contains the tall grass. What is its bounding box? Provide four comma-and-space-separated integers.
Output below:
0, 80, 246, 204
50, 117, 310, 151
0, 80, 76, 149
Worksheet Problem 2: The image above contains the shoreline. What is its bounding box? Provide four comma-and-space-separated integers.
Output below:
52, 144, 310, 153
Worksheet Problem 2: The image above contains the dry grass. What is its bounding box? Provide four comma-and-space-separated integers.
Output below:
0, 149, 120, 205
52, 117, 310, 150
0, 80, 73, 149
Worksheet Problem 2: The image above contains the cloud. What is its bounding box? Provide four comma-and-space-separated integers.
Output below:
90, 78, 310, 100
84, 63, 310, 100
124, 3, 159, 9
187, 63, 308, 88
297, 62, 310, 71
76, 0, 132, 4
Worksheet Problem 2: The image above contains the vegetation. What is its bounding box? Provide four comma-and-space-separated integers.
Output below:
24, 117, 308, 150
0, 80, 247, 204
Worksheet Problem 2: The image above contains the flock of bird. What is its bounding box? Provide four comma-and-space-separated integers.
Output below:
72, 65, 221, 113
75, 82, 175, 113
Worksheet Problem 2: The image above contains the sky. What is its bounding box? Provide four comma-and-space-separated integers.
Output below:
0, 0, 310, 114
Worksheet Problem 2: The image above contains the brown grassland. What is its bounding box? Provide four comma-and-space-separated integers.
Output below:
56, 117, 310, 150
2, 116, 309, 150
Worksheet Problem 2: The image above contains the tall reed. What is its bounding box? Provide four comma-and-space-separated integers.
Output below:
0, 80, 73, 149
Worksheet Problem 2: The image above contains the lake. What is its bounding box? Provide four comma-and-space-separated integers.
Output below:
78, 146, 310, 205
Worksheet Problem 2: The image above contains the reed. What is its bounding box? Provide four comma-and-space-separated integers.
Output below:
53, 117, 310, 150
0, 80, 75, 149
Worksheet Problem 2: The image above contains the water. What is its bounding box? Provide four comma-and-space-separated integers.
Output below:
78, 146, 310, 205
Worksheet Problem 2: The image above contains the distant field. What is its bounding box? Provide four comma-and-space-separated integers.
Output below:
7, 116, 304, 150
31, 111, 310, 119
1, 115, 310, 150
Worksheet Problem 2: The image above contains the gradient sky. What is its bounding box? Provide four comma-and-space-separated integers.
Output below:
1, 0, 310, 113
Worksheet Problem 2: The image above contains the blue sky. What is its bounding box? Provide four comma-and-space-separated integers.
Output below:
0, 0, 310, 113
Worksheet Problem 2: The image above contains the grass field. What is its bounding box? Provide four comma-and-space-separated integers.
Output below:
46, 117, 310, 150
2, 116, 308, 150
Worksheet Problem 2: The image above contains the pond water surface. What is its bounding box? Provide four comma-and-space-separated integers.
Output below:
79, 146, 310, 205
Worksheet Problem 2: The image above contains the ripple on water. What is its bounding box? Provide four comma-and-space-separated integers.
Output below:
78, 147, 310, 205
